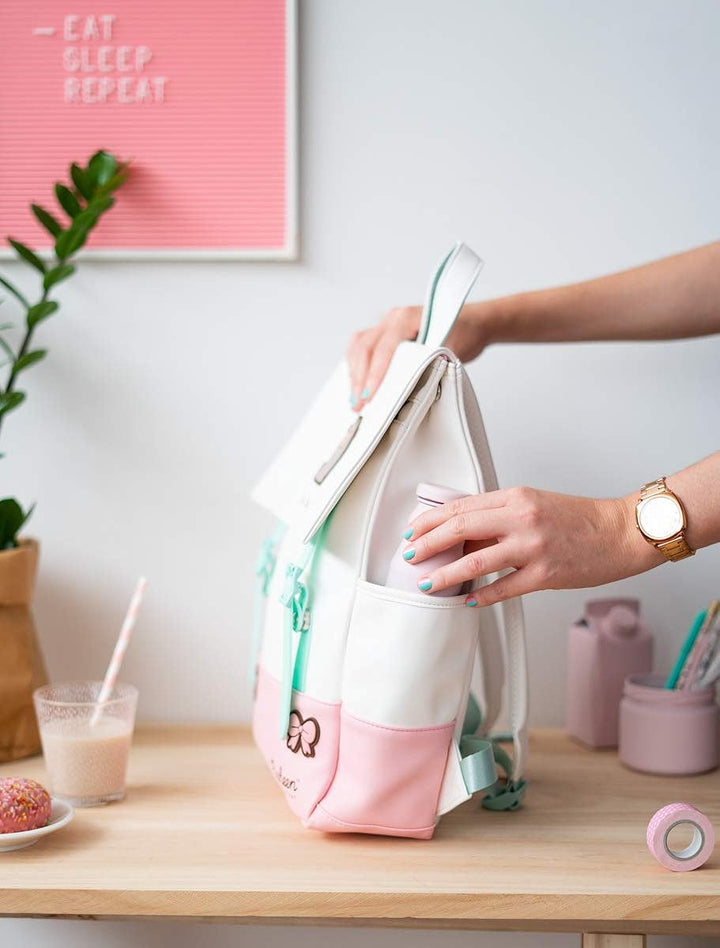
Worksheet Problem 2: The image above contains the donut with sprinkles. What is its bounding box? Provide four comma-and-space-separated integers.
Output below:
0, 777, 51, 833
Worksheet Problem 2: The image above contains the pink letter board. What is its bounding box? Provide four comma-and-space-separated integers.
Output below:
0, 0, 297, 259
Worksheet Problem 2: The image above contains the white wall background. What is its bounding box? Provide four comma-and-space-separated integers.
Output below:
2, 0, 719, 944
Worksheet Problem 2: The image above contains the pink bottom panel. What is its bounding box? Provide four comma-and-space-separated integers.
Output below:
304, 710, 455, 838
252, 665, 341, 820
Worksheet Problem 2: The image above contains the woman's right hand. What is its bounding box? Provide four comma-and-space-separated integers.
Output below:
346, 301, 496, 412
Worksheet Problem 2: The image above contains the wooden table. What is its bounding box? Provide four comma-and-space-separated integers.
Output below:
1, 726, 719, 947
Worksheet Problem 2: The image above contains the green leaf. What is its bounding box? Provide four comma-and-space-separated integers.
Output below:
87, 150, 118, 188
55, 183, 82, 218
0, 391, 25, 417
70, 162, 93, 200
0, 498, 34, 549
97, 171, 128, 194
0, 336, 14, 362
91, 194, 115, 213
31, 204, 63, 239
13, 349, 47, 373
8, 239, 46, 273
54, 224, 88, 260
0, 275, 29, 309
0, 333, 14, 358
82, 196, 115, 224
43, 263, 76, 291
74, 205, 100, 230
27, 300, 59, 329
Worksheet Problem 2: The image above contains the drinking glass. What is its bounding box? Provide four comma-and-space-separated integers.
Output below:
33, 681, 138, 806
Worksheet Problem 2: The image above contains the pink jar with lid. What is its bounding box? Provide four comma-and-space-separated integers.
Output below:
619, 673, 719, 775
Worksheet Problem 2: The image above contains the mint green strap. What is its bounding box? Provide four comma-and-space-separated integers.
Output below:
291, 514, 331, 693
278, 559, 311, 738
459, 734, 497, 794
482, 777, 527, 811
277, 516, 331, 739
249, 525, 286, 688
462, 691, 483, 736
481, 741, 527, 811
460, 692, 527, 810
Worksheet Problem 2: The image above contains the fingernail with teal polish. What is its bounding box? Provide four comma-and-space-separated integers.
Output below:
350, 393, 357, 407
419, 579, 433, 592
361, 387, 370, 400
466, 596, 479, 607
403, 548, 416, 561
403, 528, 414, 540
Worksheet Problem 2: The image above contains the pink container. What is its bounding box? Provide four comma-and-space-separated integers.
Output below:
619, 673, 719, 776
385, 483, 467, 597
566, 599, 653, 748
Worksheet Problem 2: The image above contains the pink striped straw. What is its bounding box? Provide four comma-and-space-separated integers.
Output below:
91, 577, 147, 727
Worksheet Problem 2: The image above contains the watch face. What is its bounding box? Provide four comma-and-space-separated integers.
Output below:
637, 495, 684, 541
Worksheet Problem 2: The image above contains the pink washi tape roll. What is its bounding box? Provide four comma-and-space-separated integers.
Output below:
647, 803, 715, 871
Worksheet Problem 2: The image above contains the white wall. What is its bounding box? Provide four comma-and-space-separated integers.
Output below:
2, 0, 719, 945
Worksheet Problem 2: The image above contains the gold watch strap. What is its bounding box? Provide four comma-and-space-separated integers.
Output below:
657, 534, 695, 562
640, 477, 670, 499
639, 476, 695, 562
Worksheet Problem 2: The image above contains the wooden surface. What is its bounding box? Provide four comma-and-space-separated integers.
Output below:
583, 936, 646, 948
1, 725, 719, 936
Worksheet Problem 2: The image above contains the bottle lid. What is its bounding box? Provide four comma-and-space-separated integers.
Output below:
416, 482, 468, 508
603, 605, 638, 639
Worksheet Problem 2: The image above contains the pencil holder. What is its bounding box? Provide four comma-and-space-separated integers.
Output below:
619, 673, 719, 776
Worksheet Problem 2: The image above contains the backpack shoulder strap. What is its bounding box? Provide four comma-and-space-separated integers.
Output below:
459, 369, 530, 785
419, 242, 528, 788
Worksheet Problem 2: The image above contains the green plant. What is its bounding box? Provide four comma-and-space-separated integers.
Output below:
0, 150, 128, 549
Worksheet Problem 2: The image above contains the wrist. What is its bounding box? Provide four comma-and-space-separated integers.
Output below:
611, 493, 666, 575
466, 294, 526, 346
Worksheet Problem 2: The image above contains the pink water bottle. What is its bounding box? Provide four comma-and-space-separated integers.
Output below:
384, 483, 468, 597
566, 598, 653, 748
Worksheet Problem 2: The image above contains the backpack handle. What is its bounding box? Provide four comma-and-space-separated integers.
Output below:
418, 242, 484, 350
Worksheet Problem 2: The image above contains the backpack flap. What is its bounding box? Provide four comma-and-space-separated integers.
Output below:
252, 243, 485, 544
251, 342, 446, 544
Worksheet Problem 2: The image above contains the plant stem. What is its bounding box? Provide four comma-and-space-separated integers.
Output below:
0, 285, 47, 438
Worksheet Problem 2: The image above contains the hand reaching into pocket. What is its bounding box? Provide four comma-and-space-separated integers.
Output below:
402, 487, 663, 605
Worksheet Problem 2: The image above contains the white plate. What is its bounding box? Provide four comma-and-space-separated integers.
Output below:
0, 798, 74, 852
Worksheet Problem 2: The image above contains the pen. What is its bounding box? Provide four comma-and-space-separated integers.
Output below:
666, 610, 706, 689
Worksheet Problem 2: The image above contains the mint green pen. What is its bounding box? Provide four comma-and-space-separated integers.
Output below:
665, 610, 706, 689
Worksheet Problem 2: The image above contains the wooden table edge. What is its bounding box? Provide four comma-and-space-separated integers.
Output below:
2, 891, 720, 935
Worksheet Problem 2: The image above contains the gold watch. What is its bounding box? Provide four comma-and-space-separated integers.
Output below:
635, 477, 694, 562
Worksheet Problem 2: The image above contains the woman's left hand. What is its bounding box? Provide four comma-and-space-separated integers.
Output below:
403, 487, 662, 605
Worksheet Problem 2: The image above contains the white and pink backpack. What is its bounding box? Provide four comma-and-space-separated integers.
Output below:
251, 243, 529, 839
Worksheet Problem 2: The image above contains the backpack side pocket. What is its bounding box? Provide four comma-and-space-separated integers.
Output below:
305, 581, 477, 838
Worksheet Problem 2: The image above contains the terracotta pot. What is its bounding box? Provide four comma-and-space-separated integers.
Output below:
0, 539, 48, 762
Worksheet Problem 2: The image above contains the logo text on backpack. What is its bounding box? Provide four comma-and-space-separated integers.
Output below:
269, 759, 299, 796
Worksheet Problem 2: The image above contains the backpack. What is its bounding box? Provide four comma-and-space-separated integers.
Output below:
250, 243, 529, 839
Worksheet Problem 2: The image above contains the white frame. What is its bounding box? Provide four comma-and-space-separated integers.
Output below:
0, 0, 298, 262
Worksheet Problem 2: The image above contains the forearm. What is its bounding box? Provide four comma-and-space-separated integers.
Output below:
616, 451, 720, 576
475, 241, 720, 344
404, 452, 720, 603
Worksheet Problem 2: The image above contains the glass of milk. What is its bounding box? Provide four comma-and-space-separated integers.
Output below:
34, 681, 138, 806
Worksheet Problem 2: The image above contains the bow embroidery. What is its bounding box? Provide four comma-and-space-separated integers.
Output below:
286, 710, 320, 758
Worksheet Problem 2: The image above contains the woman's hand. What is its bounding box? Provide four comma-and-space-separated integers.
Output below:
402, 487, 662, 605
345, 301, 496, 412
